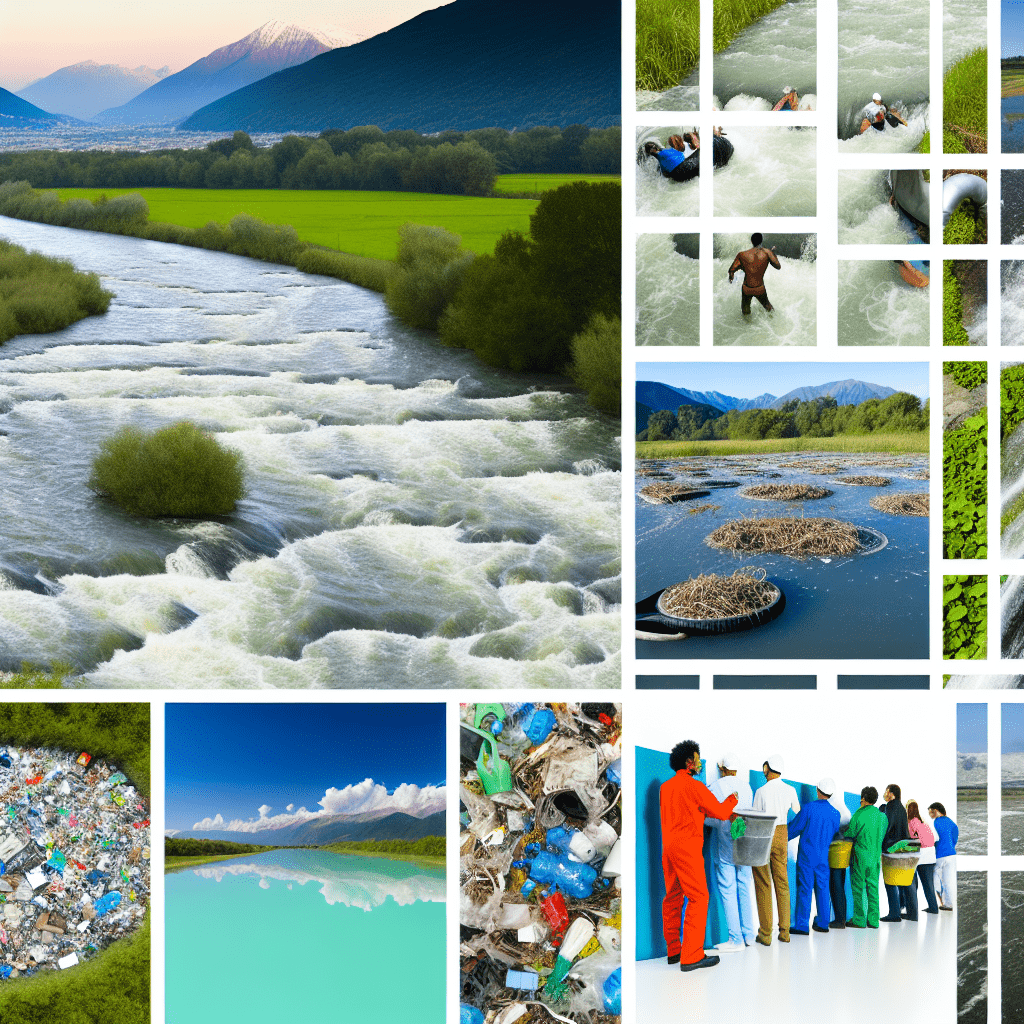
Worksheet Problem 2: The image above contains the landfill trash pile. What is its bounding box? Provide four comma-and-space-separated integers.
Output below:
460, 703, 621, 1024
0, 746, 149, 979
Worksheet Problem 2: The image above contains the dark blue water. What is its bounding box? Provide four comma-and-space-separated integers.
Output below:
1003, 95, 1024, 153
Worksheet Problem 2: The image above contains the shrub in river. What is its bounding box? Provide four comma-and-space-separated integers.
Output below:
943, 410, 986, 557
0, 238, 112, 343
943, 48, 987, 154
384, 223, 472, 330
89, 421, 245, 517
943, 575, 986, 659
636, 0, 699, 92
568, 313, 621, 414
945, 359, 986, 392
943, 262, 971, 345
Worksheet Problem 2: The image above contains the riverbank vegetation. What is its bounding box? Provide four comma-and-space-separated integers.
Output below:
944, 575, 986, 660
945, 49, 987, 153
89, 422, 245, 518
636, 0, 699, 92
714, 0, 788, 56
0, 180, 620, 414
943, 263, 970, 344
0, 126, 620, 196
321, 837, 445, 863
0, 238, 111, 344
0, 703, 149, 1024
943, 170, 987, 244
638, 391, 929, 443
637, 433, 929, 459
943, 362, 986, 558
1002, 56, 1024, 96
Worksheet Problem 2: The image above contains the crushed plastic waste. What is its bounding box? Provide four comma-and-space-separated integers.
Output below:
460, 703, 621, 1023
730, 817, 747, 839
0, 746, 149, 979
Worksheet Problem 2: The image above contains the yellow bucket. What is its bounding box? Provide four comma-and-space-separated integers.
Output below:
881, 852, 919, 886
828, 840, 853, 869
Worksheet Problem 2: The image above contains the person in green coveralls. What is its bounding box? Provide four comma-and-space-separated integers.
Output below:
846, 785, 887, 928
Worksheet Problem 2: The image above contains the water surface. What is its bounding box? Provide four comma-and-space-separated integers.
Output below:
636, 235, 699, 346
838, 261, 930, 345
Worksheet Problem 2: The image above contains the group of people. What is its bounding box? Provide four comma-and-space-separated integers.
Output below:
659, 741, 958, 971
641, 128, 734, 182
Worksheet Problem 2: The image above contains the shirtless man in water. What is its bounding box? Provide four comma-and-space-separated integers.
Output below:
728, 233, 781, 315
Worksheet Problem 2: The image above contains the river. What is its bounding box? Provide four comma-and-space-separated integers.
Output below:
166, 849, 445, 1024
1002, 422, 1024, 557
838, 0, 929, 151
838, 169, 923, 244
957, 872, 986, 1024
635, 126, 699, 216
636, 234, 699, 346
838, 261, 930, 345
713, 127, 816, 216
0, 218, 621, 687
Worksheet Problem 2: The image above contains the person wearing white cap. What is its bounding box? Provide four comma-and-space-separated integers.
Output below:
751, 755, 800, 945
786, 778, 842, 935
772, 86, 799, 111
707, 753, 756, 952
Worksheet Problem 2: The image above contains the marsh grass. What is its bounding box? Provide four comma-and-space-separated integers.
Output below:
944, 49, 987, 154
870, 492, 929, 516
706, 516, 864, 557
0, 239, 111, 344
636, 0, 699, 92
636, 434, 929, 458
89, 422, 245, 518
713, 0, 788, 57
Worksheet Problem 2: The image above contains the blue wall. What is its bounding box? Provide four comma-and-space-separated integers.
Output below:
635, 745, 860, 960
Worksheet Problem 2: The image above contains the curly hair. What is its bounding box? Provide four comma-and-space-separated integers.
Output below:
670, 740, 700, 772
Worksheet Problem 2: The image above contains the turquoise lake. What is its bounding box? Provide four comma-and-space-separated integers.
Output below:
166, 849, 446, 1022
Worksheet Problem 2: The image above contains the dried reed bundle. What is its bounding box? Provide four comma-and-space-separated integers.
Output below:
741, 484, 832, 501
833, 475, 891, 486
660, 566, 779, 619
639, 483, 708, 504
869, 492, 929, 516
707, 516, 863, 556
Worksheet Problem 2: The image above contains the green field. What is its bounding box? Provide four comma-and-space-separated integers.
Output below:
165, 853, 258, 873
493, 173, 620, 194
637, 434, 929, 458
54, 187, 540, 260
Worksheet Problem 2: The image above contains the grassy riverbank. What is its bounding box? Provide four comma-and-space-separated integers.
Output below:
166, 853, 260, 873
53, 186, 537, 260
320, 845, 445, 868
945, 49, 986, 153
637, 433, 929, 458
636, 0, 699, 91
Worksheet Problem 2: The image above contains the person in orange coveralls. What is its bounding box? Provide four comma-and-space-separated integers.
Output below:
660, 739, 739, 972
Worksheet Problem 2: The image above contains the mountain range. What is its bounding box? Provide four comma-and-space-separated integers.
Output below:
94, 21, 352, 125
17, 62, 171, 121
170, 809, 445, 847
637, 378, 901, 419
179, 0, 619, 132
0, 86, 83, 128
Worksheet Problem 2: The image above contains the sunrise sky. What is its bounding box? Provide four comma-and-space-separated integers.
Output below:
0, 0, 455, 90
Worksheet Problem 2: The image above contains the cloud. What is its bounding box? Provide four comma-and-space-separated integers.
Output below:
191, 779, 446, 834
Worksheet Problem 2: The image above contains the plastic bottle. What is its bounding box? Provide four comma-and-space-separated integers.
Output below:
528, 850, 598, 898
603, 967, 621, 1014
459, 1004, 485, 1024
520, 707, 556, 745
545, 826, 596, 863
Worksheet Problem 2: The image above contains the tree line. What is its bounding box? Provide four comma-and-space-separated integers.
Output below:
638, 393, 929, 442
0, 125, 620, 197
165, 837, 283, 857
323, 837, 445, 857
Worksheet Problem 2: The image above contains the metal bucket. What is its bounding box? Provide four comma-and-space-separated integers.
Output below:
731, 811, 778, 867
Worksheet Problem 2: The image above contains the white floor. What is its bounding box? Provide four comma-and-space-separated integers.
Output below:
636, 912, 956, 1021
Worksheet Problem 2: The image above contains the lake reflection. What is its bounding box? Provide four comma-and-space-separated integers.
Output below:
167, 849, 446, 1023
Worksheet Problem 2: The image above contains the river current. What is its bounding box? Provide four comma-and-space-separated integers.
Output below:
0, 218, 621, 687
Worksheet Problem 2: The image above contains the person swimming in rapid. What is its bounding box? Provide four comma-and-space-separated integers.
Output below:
641, 127, 733, 181
859, 92, 908, 133
773, 86, 799, 111
728, 233, 781, 315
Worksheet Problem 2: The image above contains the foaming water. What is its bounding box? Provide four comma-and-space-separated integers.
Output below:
711, 234, 817, 345
957, 872, 986, 1024
1002, 575, 1024, 653
635, 126, 699, 215
838, 0, 929, 148
837, 260, 929, 345
636, 235, 699, 346
944, 0, 985, 70
712, 0, 816, 108
712, 127, 816, 217
1002, 428, 1024, 556
1001, 263, 1024, 345
0, 217, 621, 687
838, 169, 922, 244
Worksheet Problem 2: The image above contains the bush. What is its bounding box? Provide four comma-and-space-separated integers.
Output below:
569, 314, 621, 413
89, 421, 245, 517
385, 223, 472, 330
295, 248, 395, 293
943, 262, 970, 345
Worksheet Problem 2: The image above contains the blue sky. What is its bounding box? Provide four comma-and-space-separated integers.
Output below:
958, 703, 987, 753
636, 362, 929, 402
1005, 1, 1024, 57
166, 703, 445, 833
1003, 703, 1024, 754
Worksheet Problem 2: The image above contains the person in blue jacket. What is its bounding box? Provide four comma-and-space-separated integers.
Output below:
642, 140, 700, 182
787, 777, 842, 934
929, 802, 959, 910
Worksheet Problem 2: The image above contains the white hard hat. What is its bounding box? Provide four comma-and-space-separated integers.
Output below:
872, 93, 882, 102
764, 755, 785, 774
818, 777, 835, 797
719, 751, 739, 770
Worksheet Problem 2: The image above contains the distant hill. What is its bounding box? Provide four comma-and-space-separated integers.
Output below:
95, 21, 353, 125
771, 379, 899, 409
174, 810, 444, 847
17, 62, 171, 121
0, 86, 73, 128
179, 0, 619, 133
636, 401, 654, 436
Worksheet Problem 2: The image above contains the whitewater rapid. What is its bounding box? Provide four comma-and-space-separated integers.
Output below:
636, 234, 699, 346
837, 260, 930, 345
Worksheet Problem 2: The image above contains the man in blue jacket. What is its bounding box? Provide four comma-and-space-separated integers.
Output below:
929, 802, 959, 910
787, 778, 842, 934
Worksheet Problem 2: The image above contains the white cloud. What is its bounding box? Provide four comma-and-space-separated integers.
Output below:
191, 779, 446, 834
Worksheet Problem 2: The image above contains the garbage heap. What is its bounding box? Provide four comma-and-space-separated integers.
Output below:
0, 746, 149, 979
460, 703, 621, 1024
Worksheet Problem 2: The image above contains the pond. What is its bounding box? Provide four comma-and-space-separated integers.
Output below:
166, 849, 445, 1024
636, 452, 929, 660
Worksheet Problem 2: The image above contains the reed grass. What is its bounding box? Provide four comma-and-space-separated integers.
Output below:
637, 434, 929, 458
707, 516, 864, 556
944, 48, 987, 154
833, 475, 891, 486
636, 0, 700, 92
870, 493, 929, 516
740, 484, 831, 500
660, 567, 778, 618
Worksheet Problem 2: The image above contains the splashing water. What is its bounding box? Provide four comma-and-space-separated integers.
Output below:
636, 235, 699, 346
838, 260, 929, 345
712, 127, 816, 217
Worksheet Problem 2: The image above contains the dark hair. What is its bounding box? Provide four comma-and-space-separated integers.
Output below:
670, 740, 700, 772
929, 802, 946, 815
861, 786, 878, 804
751, 233, 763, 246
887, 783, 901, 803
906, 800, 923, 824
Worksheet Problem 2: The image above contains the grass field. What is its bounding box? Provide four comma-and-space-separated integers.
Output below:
493, 173, 620, 194
1003, 65, 1024, 97
54, 187, 540, 260
636, 0, 699, 92
637, 434, 929, 458
944, 49, 986, 152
